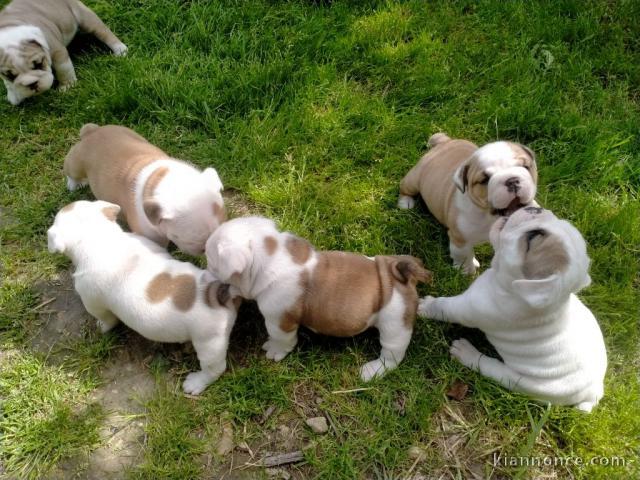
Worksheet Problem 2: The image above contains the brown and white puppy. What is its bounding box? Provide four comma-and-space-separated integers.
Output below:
0, 0, 127, 105
64, 124, 226, 255
48, 200, 242, 395
398, 133, 538, 275
205, 216, 432, 381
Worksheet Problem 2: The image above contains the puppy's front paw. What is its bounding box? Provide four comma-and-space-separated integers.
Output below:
418, 296, 438, 318
462, 257, 480, 276
111, 43, 128, 57
183, 371, 213, 395
97, 319, 115, 333
360, 359, 389, 382
262, 339, 292, 362
59, 79, 77, 92
450, 338, 482, 370
397, 194, 416, 209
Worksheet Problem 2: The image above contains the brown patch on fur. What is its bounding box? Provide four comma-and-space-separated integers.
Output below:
60, 202, 77, 213
142, 167, 169, 224
279, 253, 429, 336
465, 156, 490, 210
146, 272, 196, 311
522, 233, 569, 279
213, 202, 226, 223
383, 256, 432, 328
264, 236, 278, 255
102, 205, 119, 222
285, 235, 312, 264
508, 142, 538, 185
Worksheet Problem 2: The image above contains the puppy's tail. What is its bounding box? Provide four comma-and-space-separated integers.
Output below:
428, 132, 451, 148
79, 123, 100, 138
390, 256, 433, 285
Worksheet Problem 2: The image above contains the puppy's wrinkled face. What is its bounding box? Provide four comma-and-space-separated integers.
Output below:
47, 200, 121, 255
454, 141, 538, 215
490, 207, 591, 308
0, 38, 54, 105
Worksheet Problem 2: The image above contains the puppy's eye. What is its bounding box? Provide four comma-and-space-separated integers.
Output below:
525, 229, 546, 251
3, 71, 17, 81
33, 60, 44, 70
523, 165, 531, 171
479, 174, 490, 185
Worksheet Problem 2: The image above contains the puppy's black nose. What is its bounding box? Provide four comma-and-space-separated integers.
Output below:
505, 177, 520, 193
27, 81, 39, 91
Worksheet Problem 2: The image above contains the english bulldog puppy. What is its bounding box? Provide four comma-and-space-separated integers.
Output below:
398, 133, 538, 275
47, 200, 242, 395
64, 124, 226, 255
205, 216, 432, 381
418, 207, 607, 412
0, 0, 127, 105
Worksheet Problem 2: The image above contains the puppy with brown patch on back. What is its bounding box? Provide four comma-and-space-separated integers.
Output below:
0, 0, 127, 105
47, 200, 242, 395
398, 133, 538, 275
63, 124, 226, 255
205, 216, 432, 381
418, 207, 607, 412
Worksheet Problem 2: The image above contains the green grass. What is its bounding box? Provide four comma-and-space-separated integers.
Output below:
1, 0, 639, 478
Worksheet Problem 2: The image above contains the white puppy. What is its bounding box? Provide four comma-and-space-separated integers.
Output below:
419, 207, 607, 411
64, 124, 226, 255
398, 133, 538, 274
47, 200, 241, 395
0, 0, 127, 105
205, 216, 432, 381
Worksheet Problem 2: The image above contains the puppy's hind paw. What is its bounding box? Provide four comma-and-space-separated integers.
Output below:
111, 43, 128, 57
397, 194, 416, 209
182, 371, 214, 395
66, 176, 88, 191
262, 340, 292, 362
450, 338, 482, 370
360, 359, 390, 382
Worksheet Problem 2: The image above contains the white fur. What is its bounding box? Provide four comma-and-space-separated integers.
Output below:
205, 216, 414, 381
418, 208, 607, 411
134, 160, 224, 255
47, 200, 239, 395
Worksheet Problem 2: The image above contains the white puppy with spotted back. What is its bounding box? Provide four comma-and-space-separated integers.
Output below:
0, 0, 127, 105
205, 216, 431, 381
398, 133, 538, 275
419, 207, 607, 411
47, 200, 241, 395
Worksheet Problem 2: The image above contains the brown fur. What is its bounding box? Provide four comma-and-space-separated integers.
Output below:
63, 125, 170, 233
508, 142, 538, 185
101, 205, 119, 221
142, 166, 169, 225
212, 202, 226, 223
285, 235, 312, 264
280, 252, 430, 336
146, 272, 196, 311
264, 235, 278, 255
60, 201, 77, 212
522, 233, 569, 279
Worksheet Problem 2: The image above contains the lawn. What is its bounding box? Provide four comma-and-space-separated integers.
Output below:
1, 0, 638, 478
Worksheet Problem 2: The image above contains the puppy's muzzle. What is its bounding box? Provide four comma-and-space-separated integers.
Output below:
505, 177, 520, 193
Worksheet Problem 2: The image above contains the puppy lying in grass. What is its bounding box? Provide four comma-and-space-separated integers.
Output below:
398, 133, 538, 275
205, 216, 432, 381
0, 0, 127, 105
48, 200, 241, 395
64, 124, 226, 255
419, 207, 607, 411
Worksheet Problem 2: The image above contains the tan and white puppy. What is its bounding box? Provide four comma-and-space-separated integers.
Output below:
47, 200, 241, 395
0, 0, 127, 105
398, 133, 538, 275
64, 124, 226, 255
205, 216, 432, 381
418, 207, 607, 412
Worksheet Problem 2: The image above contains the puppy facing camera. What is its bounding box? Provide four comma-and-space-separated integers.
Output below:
398, 133, 538, 275
419, 207, 607, 411
205, 216, 432, 381
48, 200, 242, 395
0, 0, 127, 105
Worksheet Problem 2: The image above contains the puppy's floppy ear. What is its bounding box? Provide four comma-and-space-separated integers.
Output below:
143, 199, 172, 225
213, 243, 250, 280
47, 227, 66, 254
453, 161, 470, 193
202, 168, 223, 192
512, 274, 563, 310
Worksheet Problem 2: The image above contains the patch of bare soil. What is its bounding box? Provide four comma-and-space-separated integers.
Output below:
33, 271, 158, 479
